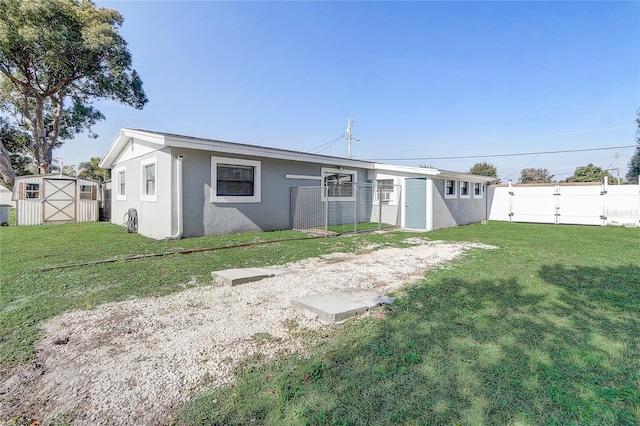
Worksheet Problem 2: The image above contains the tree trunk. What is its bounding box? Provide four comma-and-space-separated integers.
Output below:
0, 140, 16, 190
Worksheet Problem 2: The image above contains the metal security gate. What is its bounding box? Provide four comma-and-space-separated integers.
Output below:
290, 183, 401, 234
43, 178, 76, 223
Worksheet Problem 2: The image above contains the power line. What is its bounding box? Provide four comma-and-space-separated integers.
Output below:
307, 134, 345, 154
368, 145, 636, 162
371, 124, 636, 157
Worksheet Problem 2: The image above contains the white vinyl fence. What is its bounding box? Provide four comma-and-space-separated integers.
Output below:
488, 180, 640, 226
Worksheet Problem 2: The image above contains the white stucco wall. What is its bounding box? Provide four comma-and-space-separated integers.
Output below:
109, 139, 174, 239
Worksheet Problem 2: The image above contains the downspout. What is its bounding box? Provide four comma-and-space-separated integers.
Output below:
168, 155, 184, 239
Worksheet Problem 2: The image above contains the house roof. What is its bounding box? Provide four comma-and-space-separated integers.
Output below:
373, 163, 496, 183
100, 128, 495, 183
100, 128, 376, 169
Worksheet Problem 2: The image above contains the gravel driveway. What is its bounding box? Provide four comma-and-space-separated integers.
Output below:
0, 238, 495, 424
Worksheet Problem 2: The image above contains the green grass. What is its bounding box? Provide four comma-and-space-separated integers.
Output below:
173, 223, 640, 426
2, 221, 639, 425
328, 221, 397, 233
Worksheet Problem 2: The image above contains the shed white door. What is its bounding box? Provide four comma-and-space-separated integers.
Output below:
43, 179, 76, 222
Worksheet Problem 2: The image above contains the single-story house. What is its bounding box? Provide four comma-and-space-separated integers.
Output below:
11, 174, 101, 226
99, 128, 494, 240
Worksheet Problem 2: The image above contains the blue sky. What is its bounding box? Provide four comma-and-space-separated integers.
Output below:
55, 0, 639, 182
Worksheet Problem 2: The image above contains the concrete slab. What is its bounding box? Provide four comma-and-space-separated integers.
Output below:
291, 289, 394, 324
212, 268, 290, 286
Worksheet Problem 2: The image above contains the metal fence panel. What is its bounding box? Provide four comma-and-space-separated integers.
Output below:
290, 183, 402, 234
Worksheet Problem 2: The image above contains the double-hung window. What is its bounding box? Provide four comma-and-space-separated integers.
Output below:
115, 166, 126, 200
144, 164, 155, 195
140, 157, 157, 202
445, 180, 457, 198
460, 181, 470, 198
211, 156, 261, 203
474, 182, 483, 198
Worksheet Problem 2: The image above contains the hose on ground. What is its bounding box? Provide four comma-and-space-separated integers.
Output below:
124, 208, 138, 233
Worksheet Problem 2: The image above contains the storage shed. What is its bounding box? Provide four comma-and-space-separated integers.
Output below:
11, 174, 101, 226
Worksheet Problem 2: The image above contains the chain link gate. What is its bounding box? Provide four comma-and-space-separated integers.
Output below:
290, 182, 402, 235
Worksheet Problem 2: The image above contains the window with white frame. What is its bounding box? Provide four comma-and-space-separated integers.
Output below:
460, 181, 470, 198
25, 183, 40, 199
211, 156, 261, 203
115, 167, 126, 200
474, 182, 483, 198
322, 168, 356, 200
445, 179, 457, 198
144, 164, 155, 195
79, 185, 93, 200
140, 157, 157, 202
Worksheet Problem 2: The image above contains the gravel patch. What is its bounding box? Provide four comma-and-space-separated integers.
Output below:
0, 239, 496, 425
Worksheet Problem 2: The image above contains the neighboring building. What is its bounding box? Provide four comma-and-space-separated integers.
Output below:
11, 174, 100, 226
99, 128, 494, 239
0, 184, 14, 208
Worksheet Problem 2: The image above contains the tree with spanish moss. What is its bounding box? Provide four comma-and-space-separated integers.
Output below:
0, 0, 147, 185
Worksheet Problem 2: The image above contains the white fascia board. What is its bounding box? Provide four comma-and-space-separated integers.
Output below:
437, 170, 496, 183
163, 134, 373, 169
103, 128, 374, 169
100, 128, 169, 169
373, 163, 495, 183
373, 163, 440, 176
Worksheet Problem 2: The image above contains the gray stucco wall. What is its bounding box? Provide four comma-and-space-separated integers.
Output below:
175, 147, 371, 237
432, 179, 488, 229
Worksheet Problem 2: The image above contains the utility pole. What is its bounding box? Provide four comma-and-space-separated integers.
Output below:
615, 152, 621, 185
346, 115, 359, 159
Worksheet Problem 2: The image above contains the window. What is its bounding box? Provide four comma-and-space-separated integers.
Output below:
140, 157, 157, 202
474, 182, 483, 198
118, 171, 126, 197
79, 185, 93, 200
460, 181, 470, 198
445, 180, 457, 198
144, 164, 156, 195
322, 168, 356, 200
325, 173, 353, 197
25, 183, 40, 199
114, 167, 126, 200
211, 156, 261, 203
217, 164, 254, 196
376, 179, 394, 202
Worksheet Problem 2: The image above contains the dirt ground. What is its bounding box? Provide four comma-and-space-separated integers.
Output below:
0, 238, 495, 425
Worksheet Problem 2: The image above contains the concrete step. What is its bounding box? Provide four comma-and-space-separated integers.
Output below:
291, 289, 394, 324
211, 268, 290, 286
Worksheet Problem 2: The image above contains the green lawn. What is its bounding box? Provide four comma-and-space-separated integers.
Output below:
1, 221, 639, 425
174, 223, 640, 426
